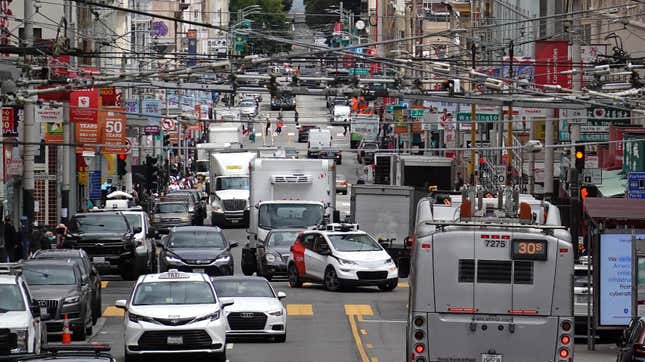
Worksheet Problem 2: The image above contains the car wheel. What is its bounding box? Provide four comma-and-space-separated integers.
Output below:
73, 323, 87, 341
92, 291, 101, 324
288, 264, 303, 288
212, 349, 227, 362
275, 333, 286, 343
124, 351, 139, 362
378, 279, 398, 292
324, 267, 342, 292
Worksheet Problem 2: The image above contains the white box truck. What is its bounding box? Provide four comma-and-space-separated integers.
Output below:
209, 152, 257, 227
195, 123, 244, 181
307, 128, 332, 158
242, 158, 337, 275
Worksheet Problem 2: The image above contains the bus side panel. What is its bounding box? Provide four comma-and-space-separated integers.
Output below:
411, 235, 435, 312
432, 231, 474, 312
552, 238, 574, 316
511, 233, 558, 315
426, 314, 559, 362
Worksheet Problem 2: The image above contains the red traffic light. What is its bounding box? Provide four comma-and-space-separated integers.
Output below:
118, 154, 126, 160
581, 187, 589, 200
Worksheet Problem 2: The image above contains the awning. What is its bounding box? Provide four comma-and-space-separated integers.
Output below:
584, 197, 645, 220
596, 169, 627, 197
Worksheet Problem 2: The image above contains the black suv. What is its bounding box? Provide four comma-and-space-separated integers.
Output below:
160, 193, 205, 225
168, 190, 207, 221
30, 249, 102, 324
21, 259, 93, 341
67, 212, 149, 280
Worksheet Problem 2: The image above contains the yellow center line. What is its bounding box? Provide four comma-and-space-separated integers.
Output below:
286, 304, 313, 316
347, 313, 370, 362
345, 305, 375, 362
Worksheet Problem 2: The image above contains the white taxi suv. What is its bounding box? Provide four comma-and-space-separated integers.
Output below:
287, 224, 399, 291
0, 264, 46, 355
115, 270, 233, 362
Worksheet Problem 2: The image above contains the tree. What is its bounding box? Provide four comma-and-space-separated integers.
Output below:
229, 0, 293, 55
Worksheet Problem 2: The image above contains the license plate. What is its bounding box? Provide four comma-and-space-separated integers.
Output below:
167, 336, 183, 345
576, 294, 590, 303
93, 257, 106, 263
231, 219, 239, 224
481, 354, 502, 362
193, 268, 205, 273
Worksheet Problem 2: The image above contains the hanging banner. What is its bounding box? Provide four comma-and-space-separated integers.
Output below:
75, 122, 98, 153
535, 40, 572, 89
141, 99, 161, 123
124, 98, 140, 115
70, 88, 100, 123
36, 105, 64, 144
2, 107, 18, 137
187, 29, 197, 67
99, 106, 128, 154
100, 87, 117, 106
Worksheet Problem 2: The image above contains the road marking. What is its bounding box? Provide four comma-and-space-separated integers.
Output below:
345, 304, 375, 362
100, 281, 109, 289
360, 319, 406, 324
102, 306, 124, 317
399, 281, 409, 288
360, 329, 367, 335
286, 304, 313, 316
226, 343, 234, 350
371, 358, 379, 362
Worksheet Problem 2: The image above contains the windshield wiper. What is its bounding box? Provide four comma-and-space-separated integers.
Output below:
24, 269, 50, 278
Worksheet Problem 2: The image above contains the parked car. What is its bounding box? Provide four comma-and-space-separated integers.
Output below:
68, 212, 145, 280
357, 140, 379, 164
574, 263, 592, 333
160, 193, 204, 225
212, 276, 287, 342
239, 99, 258, 117
326, 96, 348, 112
617, 317, 645, 361
257, 229, 301, 281
150, 201, 193, 233
158, 226, 237, 276
336, 174, 348, 195
30, 249, 102, 324
0, 264, 46, 355
115, 271, 233, 362
21, 259, 94, 341
297, 125, 317, 143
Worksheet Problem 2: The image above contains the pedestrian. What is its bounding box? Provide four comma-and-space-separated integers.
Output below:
3, 216, 16, 262
55, 223, 69, 249
276, 117, 284, 135
44, 231, 55, 249
30, 221, 44, 255
265, 117, 271, 136
343, 124, 348, 136
294, 109, 299, 127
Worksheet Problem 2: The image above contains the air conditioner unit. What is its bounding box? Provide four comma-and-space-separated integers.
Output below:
271, 174, 313, 184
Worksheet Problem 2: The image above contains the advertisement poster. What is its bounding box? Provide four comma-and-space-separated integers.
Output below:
99, 107, 127, 154
36, 104, 64, 143
600, 233, 645, 326
75, 122, 98, 153
142, 99, 161, 123
560, 107, 630, 142
2, 107, 17, 137
70, 88, 100, 123
100, 87, 117, 106
534, 40, 572, 89
124, 98, 140, 115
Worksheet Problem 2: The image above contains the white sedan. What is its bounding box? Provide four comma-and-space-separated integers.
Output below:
212, 276, 287, 342
239, 99, 258, 117
115, 270, 233, 362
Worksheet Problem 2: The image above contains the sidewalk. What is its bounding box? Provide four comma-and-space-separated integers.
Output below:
575, 343, 618, 361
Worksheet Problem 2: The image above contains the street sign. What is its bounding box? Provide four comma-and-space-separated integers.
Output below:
410, 108, 424, 118
493, 165, 506, 184
585, 155, 599, 169
144, 125, 160, 135
89, 171, 102, 200
349, 68, 369, 75
628, 172, 645, 198
583, 168, 602, 185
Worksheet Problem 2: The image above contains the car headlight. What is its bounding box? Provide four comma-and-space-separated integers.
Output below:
165, 255, 183, 264
385, 258, 394, 265
194, 310, 220, 322
214, 255, 231, 264
267, 309, 283, 317
266, 254, 276, 263
64, 295, 80, 304
337, 258, 358, 266
12, 329, 27, 352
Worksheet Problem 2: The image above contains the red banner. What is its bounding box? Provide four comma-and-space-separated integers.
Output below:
75, 121, 98, 153
98, 106, 127, 154
534, 40, 572, 89
2, 107, 16, 137
48, 55, 71, 78
70, 88, 100, 123
100, 87, 117, 106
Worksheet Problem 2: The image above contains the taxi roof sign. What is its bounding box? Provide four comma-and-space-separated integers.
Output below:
158, 269, 191, 279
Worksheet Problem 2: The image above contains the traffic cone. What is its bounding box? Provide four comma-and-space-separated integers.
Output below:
62, 313, 71, 344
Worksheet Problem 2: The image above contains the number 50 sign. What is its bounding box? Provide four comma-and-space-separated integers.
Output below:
99, 107, 128, 154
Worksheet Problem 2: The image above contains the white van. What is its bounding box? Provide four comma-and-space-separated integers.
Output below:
331, 104, 351, 126
307, 128, 332, 158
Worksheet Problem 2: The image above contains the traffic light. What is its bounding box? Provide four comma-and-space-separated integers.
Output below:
117, 154, 127, 176
574, 145, 585, 172
163, 134, 170, 150
144, 156, 159, 190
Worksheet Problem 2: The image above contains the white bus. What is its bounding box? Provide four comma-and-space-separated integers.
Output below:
407, 188, 574, 362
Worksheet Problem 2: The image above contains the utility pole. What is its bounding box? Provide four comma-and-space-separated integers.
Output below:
22, 0, 36, 225
505, 41, 514, 187
470, 43, 477, 185
62, 0, 76, 221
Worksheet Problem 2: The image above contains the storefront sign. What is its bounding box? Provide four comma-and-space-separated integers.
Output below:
2, 107, 18, 137
99, 107, 127, 154
100, 87, 117, 106
36, 104, 64, 143
535, 40, 572, 89
75, 121, 98, 153
70, 88, 100, 123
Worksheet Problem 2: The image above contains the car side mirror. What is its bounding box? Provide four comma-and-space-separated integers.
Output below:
133, 227, 142, 234
220, 297, 234, 308
277, 291, 287, 300
319, 245, 331, 255
115, 299, 127, 310
229, 241, 239, 248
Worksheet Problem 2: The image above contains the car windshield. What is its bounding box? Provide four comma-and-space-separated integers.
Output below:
258, 204, 324, 229
217, 177, 249, 191
133, 281, 215, 305
363, 143, 378, 149
213, 279, 275, 298
156, 203, 188, 213
32, 255, 87, 278
240, 101, 255, 107
124, 214, 142, 230
268, 231, 300, 248
327, 233, 382, 252
0, 285, 26, 311
169, 231, 226, 249
23, 266, 77, 285
70, 214, 127, 233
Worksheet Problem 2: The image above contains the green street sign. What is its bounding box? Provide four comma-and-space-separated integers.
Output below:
456, 112, 499, 123
349, 68, 369, 75
386, 105, 394, 112
410, 109, 424, 118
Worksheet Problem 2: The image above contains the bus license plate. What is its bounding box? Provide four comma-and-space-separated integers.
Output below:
193, 268, 205, 273
167, 336, 183, 345
481, 354, 502, 362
